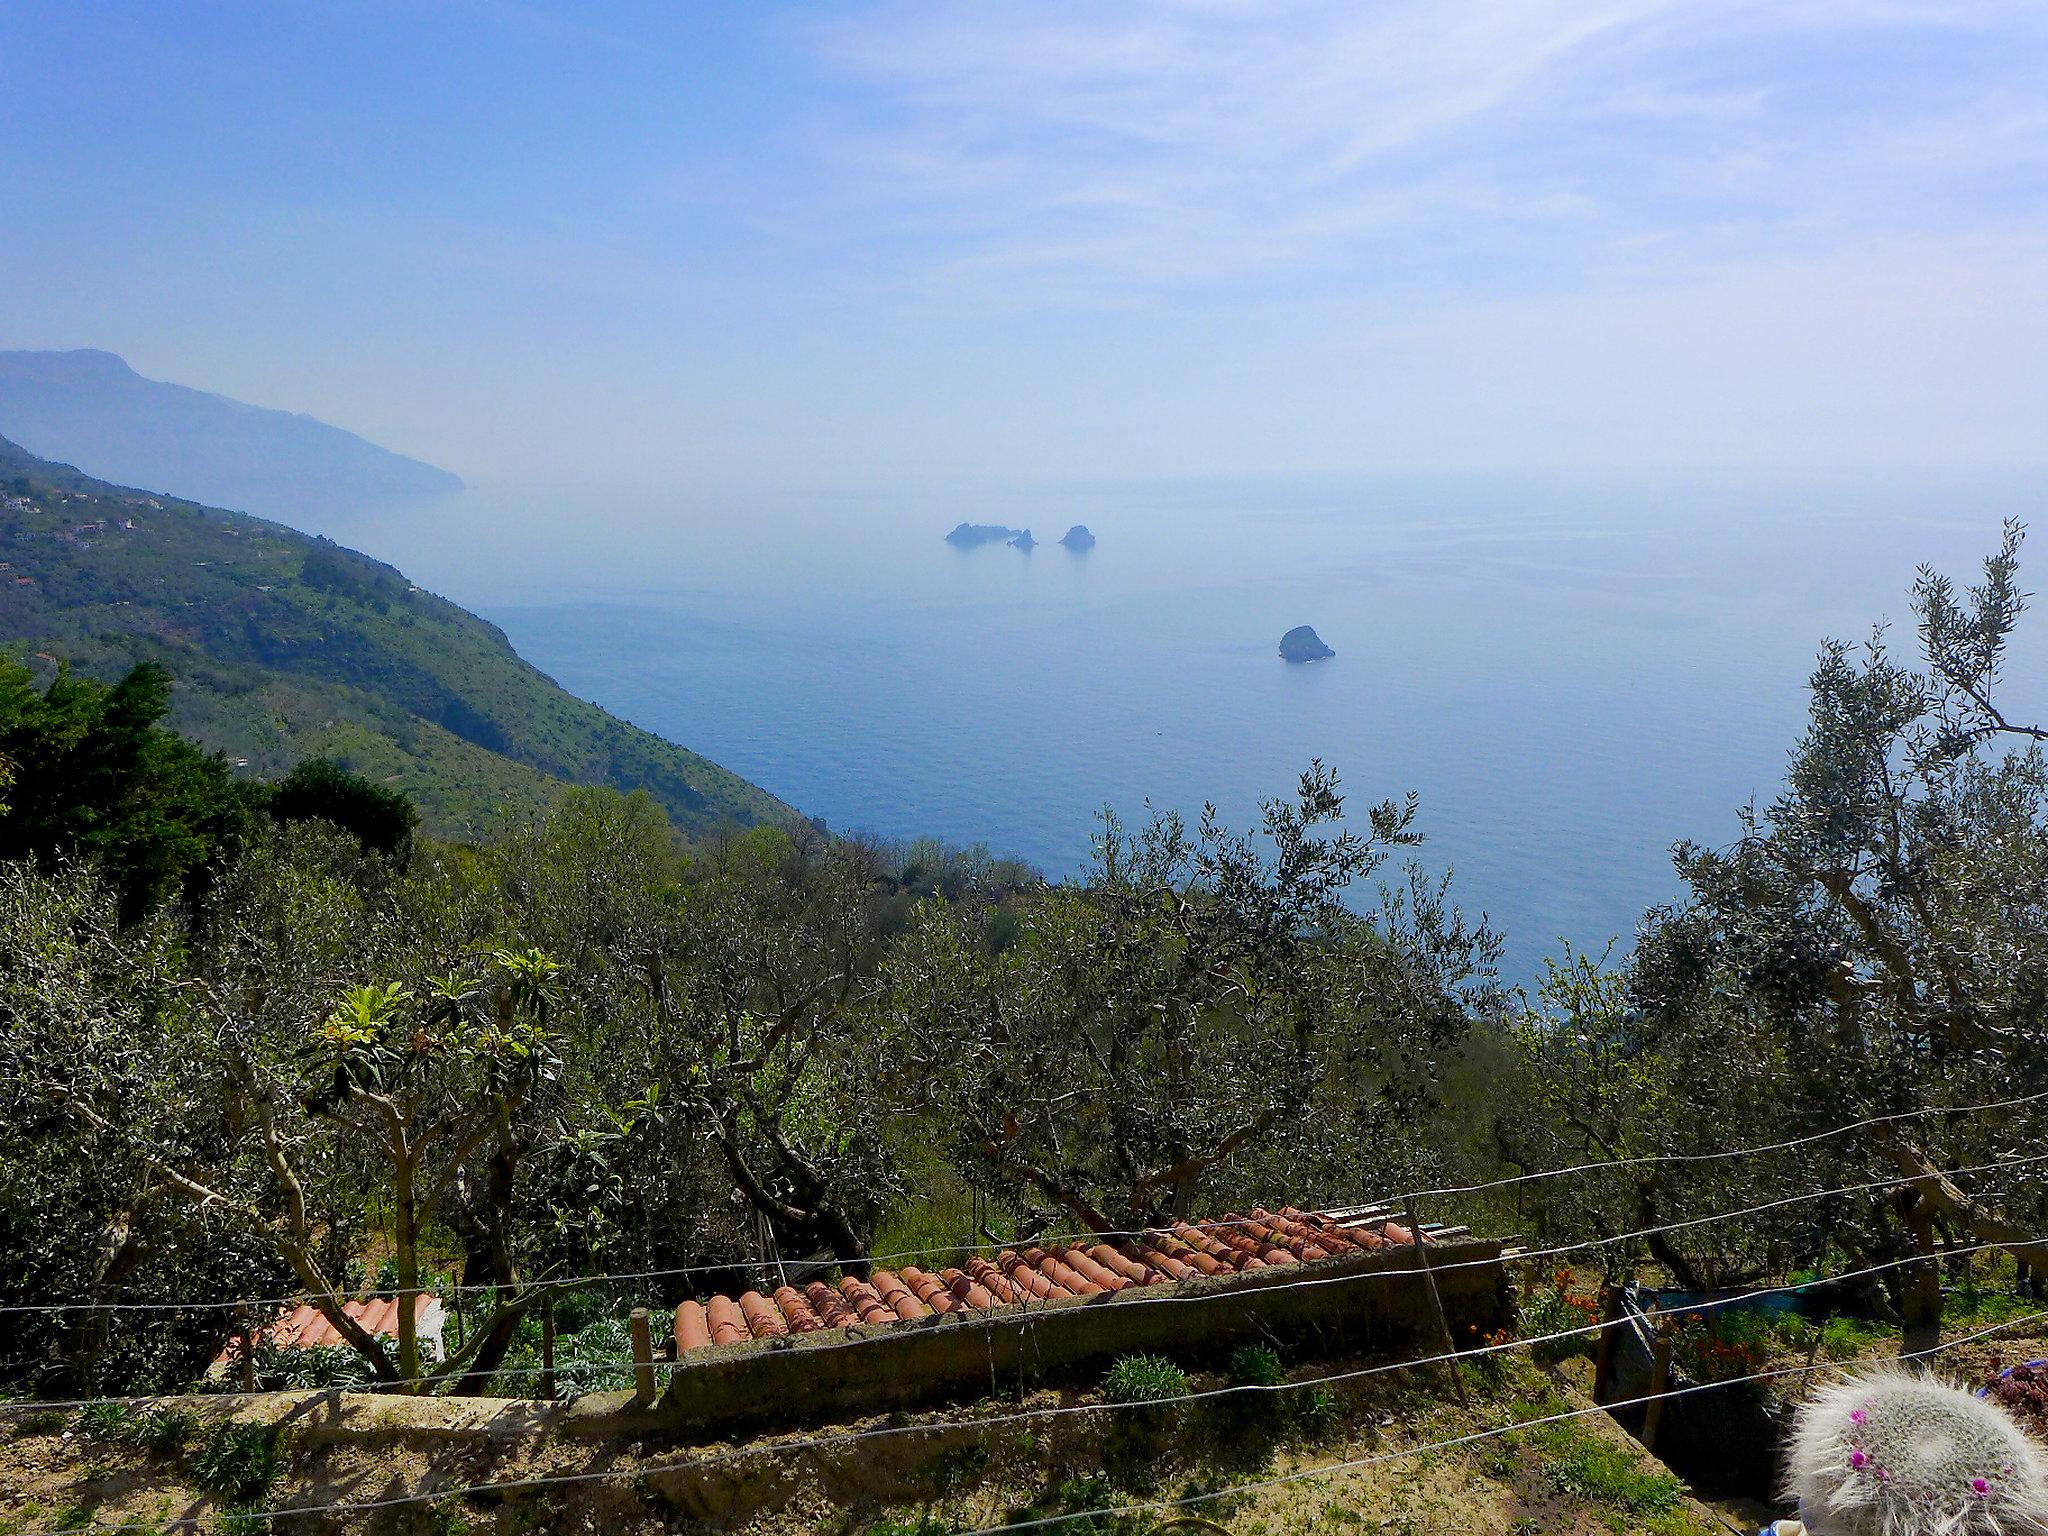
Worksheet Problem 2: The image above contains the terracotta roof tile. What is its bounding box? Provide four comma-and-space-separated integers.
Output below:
671, 1209, 1427, 1356
211, 1293, 442, 1368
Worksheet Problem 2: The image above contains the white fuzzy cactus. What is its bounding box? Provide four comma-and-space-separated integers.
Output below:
1784, 1366, 2048, 1536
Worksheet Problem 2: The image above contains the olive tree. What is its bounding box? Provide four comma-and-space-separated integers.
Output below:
882, 764, 1502, 1234
1522, 523, 2048, 1309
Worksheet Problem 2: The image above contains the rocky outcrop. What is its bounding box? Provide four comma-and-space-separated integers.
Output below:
1279, 625, 1335, 663
945, 523, 1024, 548
1059, 524, 1096, 551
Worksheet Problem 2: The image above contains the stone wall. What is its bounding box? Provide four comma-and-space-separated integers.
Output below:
615, 1239, 1511, 1438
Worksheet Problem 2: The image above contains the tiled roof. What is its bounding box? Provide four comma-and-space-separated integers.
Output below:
211, 1293, 444, 1366
675, 1207, 1423, 1355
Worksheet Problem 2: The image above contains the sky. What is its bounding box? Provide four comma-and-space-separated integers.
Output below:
1, 1, 2045, 490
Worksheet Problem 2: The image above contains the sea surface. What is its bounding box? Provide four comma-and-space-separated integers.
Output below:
337, 469, 2046, 985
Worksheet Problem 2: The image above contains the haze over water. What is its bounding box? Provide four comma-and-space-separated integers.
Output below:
349, 470, 2045, 985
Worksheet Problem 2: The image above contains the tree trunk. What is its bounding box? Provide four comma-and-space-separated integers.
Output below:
1898, 1191, 1942, 1357
393, 1143, 421, 1386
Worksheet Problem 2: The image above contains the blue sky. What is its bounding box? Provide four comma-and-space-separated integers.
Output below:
2, 1, 2044, 488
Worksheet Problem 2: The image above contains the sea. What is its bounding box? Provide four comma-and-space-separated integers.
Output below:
336, 468, 2046, 986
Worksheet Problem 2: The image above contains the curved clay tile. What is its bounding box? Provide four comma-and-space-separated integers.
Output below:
996, 1251, 1064, 1300
1252, 1208, 1334, 1261
1281, 1208, 1361, 1254
706, 1294, 747, 1346
803, 1281, 858, 1328
738, 1291, 787, 1338
1182, 1220, 1267, 1269
773, 1285, 824, 1332
1219, 1212, 1298, 1265
838, 1277, 897, 1326
870, 1270, 931, 1321
674, 1300, 711, 1353
1123, 1240, 1200, 1283
941, 1267, 999, 1311
965, 1256, 1024, 1303
358, 1298, 397, 1338
1024, 1247, 1097, 1296
1091, 1243, 1164, 1285
1146, 1236, 1220, 1277
1059, 1247, 1129, 1292
899, 1266, 959, 1314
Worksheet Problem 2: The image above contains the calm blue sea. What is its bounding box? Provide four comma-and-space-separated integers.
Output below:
339, 469, 2045, 985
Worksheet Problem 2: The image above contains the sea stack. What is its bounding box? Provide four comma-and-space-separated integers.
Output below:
1008, 528, 1037, 550
1279, 625, 1334, 663
945, 522, 1024, 548
1059, 524, 1096, 551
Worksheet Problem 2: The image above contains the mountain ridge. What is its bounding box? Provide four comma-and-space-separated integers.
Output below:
0, 432, 791, 840
0, 349, 462, 522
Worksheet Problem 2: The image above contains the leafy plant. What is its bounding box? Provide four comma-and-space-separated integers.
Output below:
1519, 1268, 1601, 1362
1101, 1355, 1191, 1405
74, 1401, 133, 1442
190, 1421, 285, 1506
132, 1406, 200, 1456
1226, 1343, 1283, 1388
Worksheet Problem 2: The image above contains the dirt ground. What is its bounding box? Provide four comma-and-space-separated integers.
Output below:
9, 1310, 2044, 1536
0, 1349, 1753, 1536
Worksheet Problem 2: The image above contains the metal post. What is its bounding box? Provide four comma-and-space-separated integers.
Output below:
630, 1306, 656, 1405
539, 1295, 557, 1400
1405, 1197, 1467, 1407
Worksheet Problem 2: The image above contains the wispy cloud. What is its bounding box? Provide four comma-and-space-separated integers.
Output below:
801, 0, 2048, 296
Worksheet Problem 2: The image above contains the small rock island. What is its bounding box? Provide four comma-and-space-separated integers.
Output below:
1279, 624, 1335, 663
945, 522, 1026, 548
1059, 524, 1096, 551
1008, 528, 1037, 550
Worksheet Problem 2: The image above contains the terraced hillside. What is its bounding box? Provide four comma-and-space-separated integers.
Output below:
0, 433, 790, 838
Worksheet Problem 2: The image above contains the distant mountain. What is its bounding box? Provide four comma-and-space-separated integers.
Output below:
0, 349, 461, 520
0, 433, 789, 841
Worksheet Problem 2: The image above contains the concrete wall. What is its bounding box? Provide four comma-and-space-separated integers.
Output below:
608, 1240, 1510, 1438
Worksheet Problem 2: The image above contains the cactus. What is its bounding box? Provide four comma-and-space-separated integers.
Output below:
1784, 1366, 2048, 1535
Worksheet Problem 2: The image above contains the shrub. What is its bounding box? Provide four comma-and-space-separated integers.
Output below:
1101, 1355, 1190, 1405
1984, 1361, 2048, 1442
1227, 1344, 1283, 1388
862, 1516, 952, 1536
1293, 1386, 1341, 1441
9, 1409, 68, 1438
1667, 1309, 1770, 1384
75, 1402, 133, 1442
133, 1406, 200, 1456
1520, 1270, 1600, 1363
190, 1421, 285, 1505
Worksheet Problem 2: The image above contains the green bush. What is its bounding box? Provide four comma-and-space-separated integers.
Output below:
190, 1421, 285, 1505
1293, 1386, 1341, 1441
1100, 1355, 1191, 1405
75, 1402, 133, 1442
1227, 1343, 1283, 1388
133, 1406, 200, 1456
862, 1515, 953, 1536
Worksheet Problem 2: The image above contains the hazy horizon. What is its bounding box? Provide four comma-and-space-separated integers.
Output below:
4, 2, 2046, 498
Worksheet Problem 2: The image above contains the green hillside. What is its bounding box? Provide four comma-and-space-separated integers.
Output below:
0, 433, 791, 838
